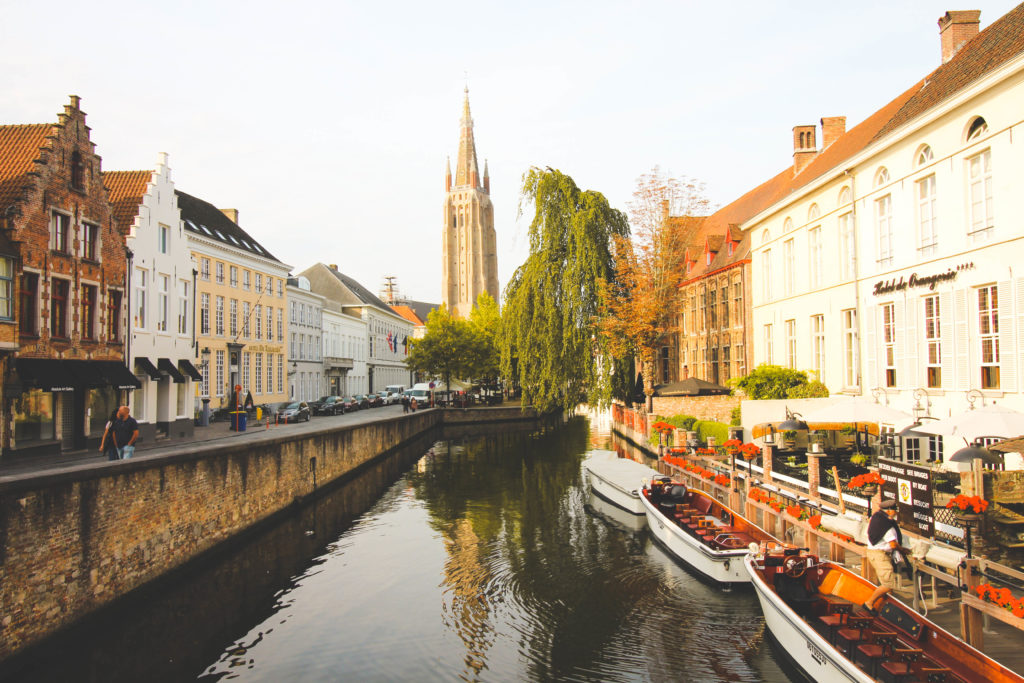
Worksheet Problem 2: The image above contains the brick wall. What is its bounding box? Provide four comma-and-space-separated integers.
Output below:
651, 394, 741, 424
0, 412, 445, 659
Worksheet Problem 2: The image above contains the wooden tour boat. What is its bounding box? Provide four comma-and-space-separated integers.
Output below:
583, 449, 659, 517
744, 544, 1024, 683
639, 477, 777, 584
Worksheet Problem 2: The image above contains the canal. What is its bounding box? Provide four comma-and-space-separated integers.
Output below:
4, 417, 793, 682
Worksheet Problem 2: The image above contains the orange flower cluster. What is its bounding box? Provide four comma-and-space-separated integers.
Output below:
714, 474, 730, 486
739, 443, 761, 460
722, 439, 742, 453
747, 487, 786, 512
849, 472, 885, 488
976, 584, 1024, 618
946, 494, 989, 514
808, 514, 823, 529
663, 455, 718, 481
651, 421, 675, 435
832, 532, 855, 542
695, 447, 718, 456
785, 505, 808, 521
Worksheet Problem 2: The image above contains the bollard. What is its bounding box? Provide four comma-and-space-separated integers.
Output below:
266, 417, 270, 429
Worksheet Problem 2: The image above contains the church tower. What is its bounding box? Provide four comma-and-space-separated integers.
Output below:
442, 87, 499, 318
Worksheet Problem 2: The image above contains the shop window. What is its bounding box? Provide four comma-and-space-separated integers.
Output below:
13, 389, 54, 443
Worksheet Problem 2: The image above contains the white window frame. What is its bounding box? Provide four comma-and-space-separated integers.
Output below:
967, 149, 993, 236
811, 314, 825, 380
843, 308, 859, 389
839, 211, 856, 281
882, 302, 896, 387
763, 323, 773, 365
876, 194, 893, 266
785, 319, 796, 369
157, 274, 169, 332
808, 227, 823, 288
924, 295, 941, 388
783, 239, 794, 296
978, 285, 1000, 389
134, 267, 147, 329
917, 174, 937, 254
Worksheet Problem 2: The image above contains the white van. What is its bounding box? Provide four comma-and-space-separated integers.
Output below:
385, 384, 406, 396
407, 383, 432, 401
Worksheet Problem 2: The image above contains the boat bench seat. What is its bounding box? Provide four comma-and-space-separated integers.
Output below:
855, 631, 898, 678
690, 496, 714, 516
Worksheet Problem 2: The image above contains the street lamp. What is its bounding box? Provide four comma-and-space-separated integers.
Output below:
778, 406, 808, 431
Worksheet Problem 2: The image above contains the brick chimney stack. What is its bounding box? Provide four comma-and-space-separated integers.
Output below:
821, 117, 846, 150
220, 208, 239, 224
939, 10, 980, 64
793, 124, 817, 175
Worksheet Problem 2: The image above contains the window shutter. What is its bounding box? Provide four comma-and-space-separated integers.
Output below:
954, 289, 970, 390
895, 299, 907, 388
904, 297, 918, 388
865, 305, 877, 389
999, 280, 1016, 392
940, 291, 953, 389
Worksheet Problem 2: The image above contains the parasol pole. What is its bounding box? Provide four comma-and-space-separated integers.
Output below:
832, 466, 846, 515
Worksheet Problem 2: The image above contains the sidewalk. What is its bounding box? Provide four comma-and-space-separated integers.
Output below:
0, 404, 416, 479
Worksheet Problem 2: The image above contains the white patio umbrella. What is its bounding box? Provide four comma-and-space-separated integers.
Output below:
799, 397, 914, 427
912, 405, 1024, 441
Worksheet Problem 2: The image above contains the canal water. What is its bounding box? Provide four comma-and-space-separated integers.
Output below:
4, 417, 793, 682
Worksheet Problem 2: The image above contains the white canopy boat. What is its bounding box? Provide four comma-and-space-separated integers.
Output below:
582, 449, 659, 516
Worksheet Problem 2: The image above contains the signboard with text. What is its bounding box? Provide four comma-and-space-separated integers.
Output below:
878, 458, 934, 537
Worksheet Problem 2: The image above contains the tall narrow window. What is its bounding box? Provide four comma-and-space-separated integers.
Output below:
839, 211, 856, 281
785, 319, 796, 369
0, 257, 13, 320
924, 295, 941, 388
783, 239, 795, 296
763, 323, 773, 365
917, 175, 937, 253
720, 286, 728, 326
255, 353, 263, 393
808, 227, 823, 288
979, 285, 1000, 389
811, 314, 825, 381
843, 309, 859, 388
255, 273, 263, 293
722, 346, 730, 382
201, 258, 210, 281
230, 299, 238, 336
80, 284, 96, 340
243, 302, 250, 338
200, 293, 211, 335
968, 150, 993, 235
243, 270, 251, 291
215, 296, 224, 335
255, 304, 262, 339
82, 222, 99, 260
200, 357, 210, 397
762, 249, 772, 301
733, 282, 742, 327
876, 194, 893, 266
708, 289, 717, 328
229, 266, 238, 287
157, 274, 169, 332
70, 151, 85, 189
267, 352, 274, 394
216, 350, 225, 396
106, 289, 122, 341
50, 211, 70, 253
277, 354, 284, 393
266, 306, 273, 341
277, 308, 283, 341
158, 224, 170, 254
882, 303, 897, 387
134, 268, 147, 329
216, 262, 224, 284
177, 280, 189, 334
242, 351, 250, 389
50, 278, 69, 339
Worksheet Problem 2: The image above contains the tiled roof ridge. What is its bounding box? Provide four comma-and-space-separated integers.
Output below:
0, 123, 59, 211
875, 3, 1024, 140
104, 170, 154, 230
176, 189, 282, 264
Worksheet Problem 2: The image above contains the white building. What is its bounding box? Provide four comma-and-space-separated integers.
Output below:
747, 8, 1024, 463
105, 154, 200, 441
287, 276, 324, 401
300, 263, 414, 394
322, 308, 367, 396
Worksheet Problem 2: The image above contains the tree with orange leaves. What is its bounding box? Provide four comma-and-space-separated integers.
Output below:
598, 167, 710, 411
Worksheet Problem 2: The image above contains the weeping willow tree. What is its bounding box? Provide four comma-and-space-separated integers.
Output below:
500, 167, 629, 412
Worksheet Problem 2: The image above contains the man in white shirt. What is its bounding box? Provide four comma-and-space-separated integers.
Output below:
864, 499, 901, 613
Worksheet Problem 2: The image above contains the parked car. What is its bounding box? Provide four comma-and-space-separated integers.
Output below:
276, 401, 311, 422
312, 395, 345, 416
340, 396, 359, 412
381, 391, 401, 405
367, 393, 384, 408
353, 395, 371, 410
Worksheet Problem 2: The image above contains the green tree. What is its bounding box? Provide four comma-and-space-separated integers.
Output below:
406, 305, 474, 392
466, 292, 501, 383
731, 364, 830, 400
501, 167, 629, 412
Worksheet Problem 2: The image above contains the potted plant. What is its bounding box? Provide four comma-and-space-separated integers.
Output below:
840, 424, 858, 446
946, 494, 989, 521
850, 452, 868, 467
782, 430, 798, 449
849, 471, 885, 497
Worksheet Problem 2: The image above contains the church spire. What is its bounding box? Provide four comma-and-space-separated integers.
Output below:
455, 86, 480, 188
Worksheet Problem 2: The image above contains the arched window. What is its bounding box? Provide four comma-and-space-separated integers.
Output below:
916, 144, 934, 166
838, 186, 852, 205
966, 116, 988, 142
875, 167, 890, 187
761, 229, 771, 245
783, 217, 793, 233
808, 204, 820, 221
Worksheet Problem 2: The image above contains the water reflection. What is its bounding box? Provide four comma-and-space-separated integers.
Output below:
1, 418, 793, 682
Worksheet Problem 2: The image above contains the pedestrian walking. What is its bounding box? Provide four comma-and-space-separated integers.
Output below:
113, 405, 140, 459
410, 397, 418, 412
402, 395, 410, 414
99, 409, 120, 461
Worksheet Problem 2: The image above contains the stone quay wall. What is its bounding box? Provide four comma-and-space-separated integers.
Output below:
0, 410, 455, 660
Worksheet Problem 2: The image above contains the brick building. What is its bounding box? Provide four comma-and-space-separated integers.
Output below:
0, 96, 138, 456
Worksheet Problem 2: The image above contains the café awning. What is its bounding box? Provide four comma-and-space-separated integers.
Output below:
14, 358, 140, 391
158, 358, 186, 383
178, 359, 203, 382
134, 357, 161, 381
96, 361, 142, 390
14, 358, 75, 392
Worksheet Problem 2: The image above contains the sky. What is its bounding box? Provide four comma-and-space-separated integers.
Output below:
2, 1, 1019, 304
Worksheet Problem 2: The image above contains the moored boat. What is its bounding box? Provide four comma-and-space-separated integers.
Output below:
744, 544, 1024, 683
583, 449, 659, 516
640, 478, 778, 584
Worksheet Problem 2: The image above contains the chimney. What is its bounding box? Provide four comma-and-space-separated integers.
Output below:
792, 124, 817, 175
939, 10, 980, 64
220, 208, 239, 224
329, 263, 338, 271
820, 116, 846, 149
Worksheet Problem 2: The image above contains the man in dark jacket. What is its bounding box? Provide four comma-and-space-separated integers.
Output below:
863, 499, 902, 613
113, 405, 140, 460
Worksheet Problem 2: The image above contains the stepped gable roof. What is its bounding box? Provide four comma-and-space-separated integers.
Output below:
176, 189, 281, 263
876, 4, 1024, 140
0, 123, 51, 210
103, 170, 151, 229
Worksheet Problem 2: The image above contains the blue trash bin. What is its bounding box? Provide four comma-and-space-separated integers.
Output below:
230, 411, 248, 431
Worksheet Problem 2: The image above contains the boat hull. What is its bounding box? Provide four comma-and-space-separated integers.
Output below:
743, 555, 871, 683
582, 451, 657, 516
640, 491, 750, 584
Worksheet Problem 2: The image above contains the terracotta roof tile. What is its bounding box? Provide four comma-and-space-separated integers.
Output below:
876, 4, 1024, 140
0, 124, 52, 210
390, 305, 423, 325
103, 170, 152, 230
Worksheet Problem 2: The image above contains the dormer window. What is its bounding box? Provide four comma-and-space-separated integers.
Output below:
70, 151, 84, 190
